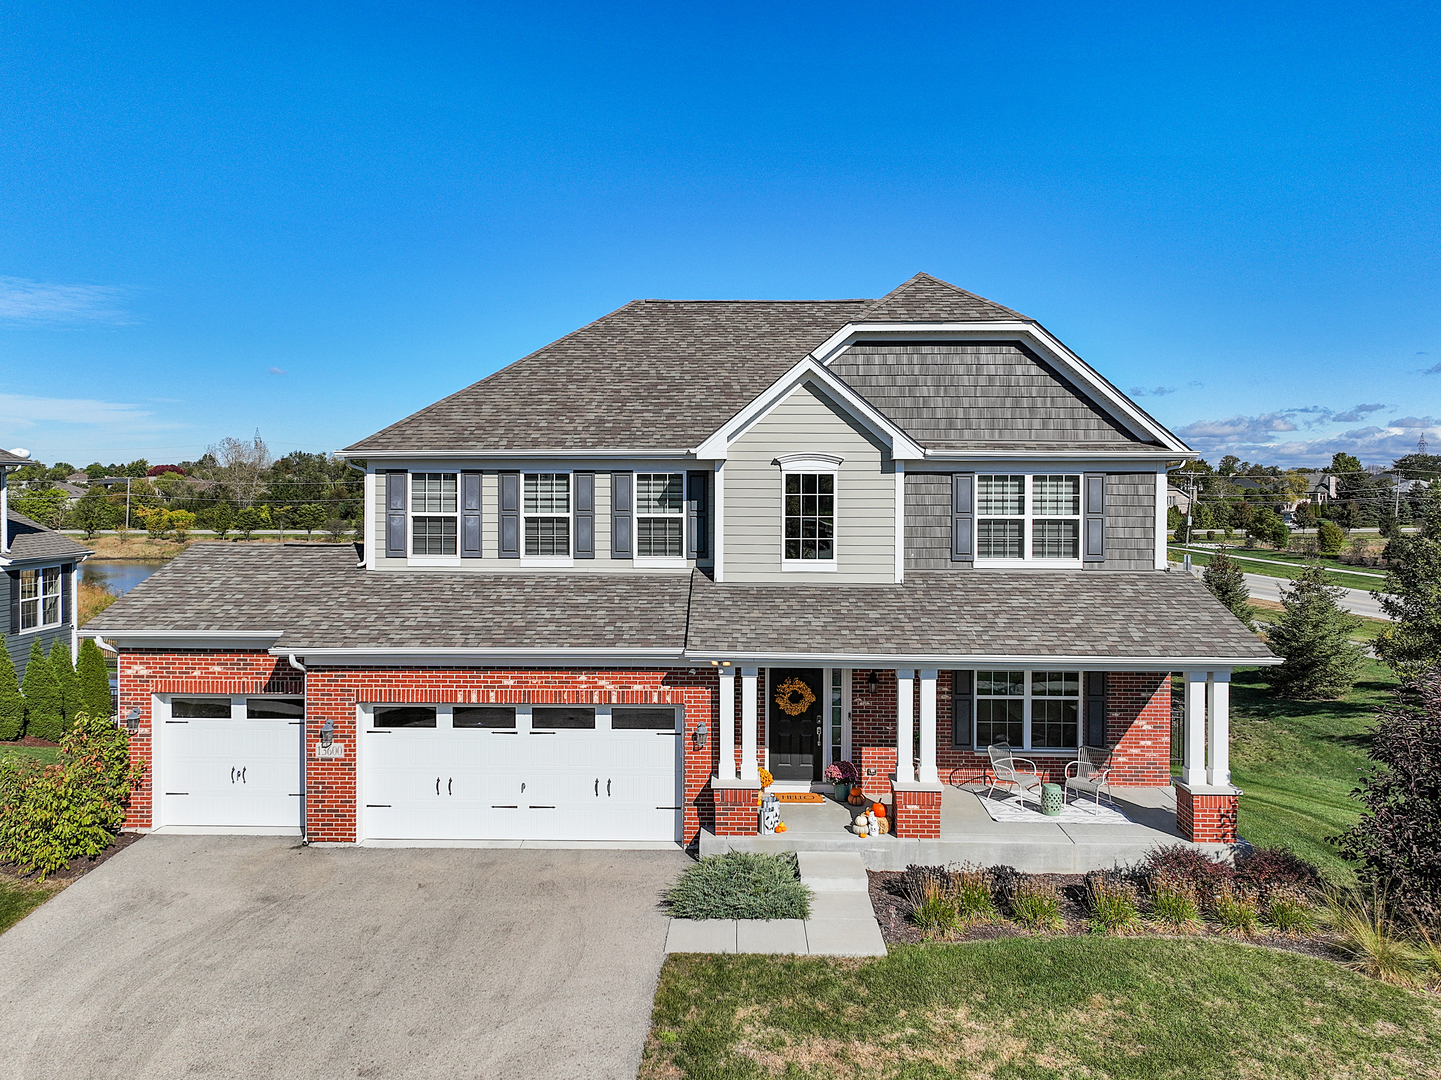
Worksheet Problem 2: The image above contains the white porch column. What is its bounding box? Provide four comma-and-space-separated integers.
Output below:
718, 666, 736, 780
1207, 670, 1231, 788
917, 668, 939, 783
1182, 669, 1208, 787
896, 669, 915, 782
740, 666, 759, 781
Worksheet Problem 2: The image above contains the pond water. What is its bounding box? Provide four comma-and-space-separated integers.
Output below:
81, 559, 169, 595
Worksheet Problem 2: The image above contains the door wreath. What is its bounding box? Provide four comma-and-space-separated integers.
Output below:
774, 676, 817, 716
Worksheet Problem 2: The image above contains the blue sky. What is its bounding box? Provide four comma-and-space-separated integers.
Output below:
2, 1, 1438, 469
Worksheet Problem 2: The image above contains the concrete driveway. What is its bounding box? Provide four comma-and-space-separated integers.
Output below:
0, 836, 688, 1080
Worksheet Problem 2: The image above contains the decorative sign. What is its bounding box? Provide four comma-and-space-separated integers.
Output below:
315, 743, 345, 760
774, 676, 816, 716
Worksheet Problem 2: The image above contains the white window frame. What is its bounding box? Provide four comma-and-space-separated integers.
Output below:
974, 473, 1084, 568
408, 472, 460, 563
18, 565, 63, 632
522, 471, 573, 566
968, 669, 1081, 755
779, 456, 840, 573
634, 472, 687, 568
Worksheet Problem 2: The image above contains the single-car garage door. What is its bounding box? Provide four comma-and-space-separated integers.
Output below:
158, 696, 303, 831
362, 703, 681, 842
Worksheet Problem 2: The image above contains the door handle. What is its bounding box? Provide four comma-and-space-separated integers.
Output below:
241, 768, 246, 784
607, 779, 611, 797
448, 778, 453, 796
595, 778, 599, 797
436, 777, 440, 796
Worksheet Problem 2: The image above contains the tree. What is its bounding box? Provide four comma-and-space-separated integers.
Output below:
168, 509, 196, 542
235, 504, 268, 540
135, 506, 170, 540
75, 638, 112, 721
1251, 507, 1289, 550
1331, 451, 1363, 476
206, 433, 272, 507
294, 503, 327, 540
1266, 565, 1365, 699
21, 639, 64, 741
1292, 501, 1317, 530
0, 639, 22, 740
48, 640, 77, 728
1334, 669, 1441, 922
11, 487, 68, 529
1374, 484, 1441, 678
69, 487, 117, 539
1202, 551, 1256, 631
1317, 520, 1345, 556
208, 502, 235, 539
84, 463, 106, 480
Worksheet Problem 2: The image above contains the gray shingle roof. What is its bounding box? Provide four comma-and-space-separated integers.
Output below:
5, 511, 92, 563
858, 272, 1030, 323
685, 570, 1273, 662
344, 299, 870, 453
90, 544, 1273, 664
0, 450, 31, 465
86, 543, 693, 651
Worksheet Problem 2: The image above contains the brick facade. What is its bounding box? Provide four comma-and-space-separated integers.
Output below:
1175, 785, 1239, 844
892, 786, 942, 838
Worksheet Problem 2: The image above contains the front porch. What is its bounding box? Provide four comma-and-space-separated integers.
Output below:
701, 783, 1231, 872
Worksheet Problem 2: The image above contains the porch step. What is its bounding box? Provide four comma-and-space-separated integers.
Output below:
796, 851, 869, 892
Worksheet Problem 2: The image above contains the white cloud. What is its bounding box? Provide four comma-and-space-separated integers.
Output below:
268, 367, 286, 375
0, 393, 165, 430
1128, 385, 1177, 397
1176, 412, 1298, 442
0, 276, 131, 326
1389, 415, 1438, 429
1331, 403, 1387, 423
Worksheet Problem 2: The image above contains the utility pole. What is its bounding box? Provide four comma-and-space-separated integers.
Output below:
1182, 472, 1196, 573
125, 476, 131, 531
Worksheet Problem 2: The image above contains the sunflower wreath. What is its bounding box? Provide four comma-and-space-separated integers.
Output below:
774, 676, 817, 716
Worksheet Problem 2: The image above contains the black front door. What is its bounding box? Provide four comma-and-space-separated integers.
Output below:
767, 668, 823, 782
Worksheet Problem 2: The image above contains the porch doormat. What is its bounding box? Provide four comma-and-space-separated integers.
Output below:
772, 792, 825, 803
976, 792, 1132, 825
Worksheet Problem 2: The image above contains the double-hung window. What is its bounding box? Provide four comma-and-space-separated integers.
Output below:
524, 473, 570, 556
970, 670, 1079, 752
976, 474, 1081, 562
783, 472, 835, 563
19, 566, 62, 630
411, 473, 458, 556
636, 473, 684, 558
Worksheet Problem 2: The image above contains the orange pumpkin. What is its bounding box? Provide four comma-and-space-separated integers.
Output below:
775, 822, 788, 833
872, 802, 886, 816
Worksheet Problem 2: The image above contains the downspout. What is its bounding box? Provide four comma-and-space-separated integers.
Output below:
1, 465, 9, 555
287, 653, 309, 843
345, 458, 368, 568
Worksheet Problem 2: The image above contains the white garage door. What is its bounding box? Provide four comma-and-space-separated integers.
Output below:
363, 704, 681, 842
159, 696, 303, 831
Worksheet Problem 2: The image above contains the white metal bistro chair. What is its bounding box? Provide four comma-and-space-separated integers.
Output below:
1064, 745, 1115, 808
986, 742, 1043, 808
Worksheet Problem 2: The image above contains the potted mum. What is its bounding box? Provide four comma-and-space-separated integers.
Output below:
824, 760, 860, 801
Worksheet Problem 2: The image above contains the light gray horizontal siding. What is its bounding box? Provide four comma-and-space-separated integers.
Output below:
831, 342, 1140, 447
724, 383, 895, 583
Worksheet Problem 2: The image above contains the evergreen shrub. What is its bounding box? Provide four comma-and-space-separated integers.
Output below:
21, 640, 64, 742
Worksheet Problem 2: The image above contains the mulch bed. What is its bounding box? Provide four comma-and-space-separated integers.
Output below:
867, 869, 1338, 961
0, 832, 145, 886
0, 737, 60, 749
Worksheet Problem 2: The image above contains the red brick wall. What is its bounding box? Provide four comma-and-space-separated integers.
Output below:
710, 784, 760, 836
1176, 786, 1238, 844
1105, 673, 1172, 786
892, 787, 942, 838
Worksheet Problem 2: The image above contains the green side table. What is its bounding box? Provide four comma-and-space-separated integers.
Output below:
1041, 783, 1064, 816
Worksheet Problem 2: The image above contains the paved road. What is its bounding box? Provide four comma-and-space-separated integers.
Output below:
1240, 571, 1390, 620
0, 836, 688, 1080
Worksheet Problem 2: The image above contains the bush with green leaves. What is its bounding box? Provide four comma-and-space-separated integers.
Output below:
235, 505, 269, 540
1317, 520, 1345, 556
75, 638, 112, 721
48, 639, 77, 726
1266, 564, 1365, 699
1264, 888, 1316, 934
21, 640, 64, 742
1202, 550, 1256, 631
0, 710, 142, 880
293, 504, 327, 539
665, 851, 810, 920
0, 640, 22, 741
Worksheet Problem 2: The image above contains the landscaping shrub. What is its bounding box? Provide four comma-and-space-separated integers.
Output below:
1143, 845, 1233, 902
20, 640, 63, 742
1084, 872, 1141, 934
1318, 520, 1345, 556
905, 875, 960, 936
1266, 564, 1366, 699
1234, 845, 1324, 897
664, 851, 810, 920
1265, 888, 1317, 935
1009, 878, 1064, 932
950, 864, 996, 921
1212, 882, 1262, 936
75, 639, 112, 721
0, 710, 142, 880
1324, 888, 1426, 986
1149, 873, 1201, 932
0, 640, 22, 741
48, 640, 77, 726
895, 864, 996, 931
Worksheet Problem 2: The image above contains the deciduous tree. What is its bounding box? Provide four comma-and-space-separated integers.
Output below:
1317, 520, 1345, 556
70, 487, 117, 539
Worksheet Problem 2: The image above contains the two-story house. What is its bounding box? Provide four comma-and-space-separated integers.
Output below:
3, 449, 91, 678
90, 274, 1273, 852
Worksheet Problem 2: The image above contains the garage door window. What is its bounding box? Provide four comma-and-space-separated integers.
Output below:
612, 707, 677, 730
532, 706, 595, 729
454, 706, 517, 729
171, 698, 233, 718
374, 706, 437, 728
247, 698, 304, 719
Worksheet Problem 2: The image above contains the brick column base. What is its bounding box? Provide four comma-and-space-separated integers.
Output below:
860, 747, 896, 801
710, 778, 762, 836
1175, 783, 1239, 843
891, 781, 943, 839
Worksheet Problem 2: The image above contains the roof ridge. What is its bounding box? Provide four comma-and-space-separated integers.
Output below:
859, 272, 1030, 322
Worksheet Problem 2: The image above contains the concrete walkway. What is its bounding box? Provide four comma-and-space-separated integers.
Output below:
665, 851, 886, 957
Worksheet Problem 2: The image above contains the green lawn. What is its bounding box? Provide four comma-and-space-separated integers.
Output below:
1229, 660, 1397, 884
644, 939, 1441, 1079
1251, 602, 1391, 644
0, 744, 60, 767
0, 881, 59, 935
1168, 546, 1385, 590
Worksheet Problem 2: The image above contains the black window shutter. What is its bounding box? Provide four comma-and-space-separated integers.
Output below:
7, 569, 19, 635
685, 470, 707, 559
574, 471, 595, 558
1084, 473, 1106, 563
385, 471, 407, 559
951, 473, 974, 562
61, 563, 72, 626
611, 471, 632, 558
499, 471, 520, 559
952, 670, 973, 747
461, 471, 482, 559
1085, 672, 1108, 747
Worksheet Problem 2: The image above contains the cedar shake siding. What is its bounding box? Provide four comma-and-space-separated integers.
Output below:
829, 341, 1148, 451
1097, 472, 1158, 571
722, 383, 896, 584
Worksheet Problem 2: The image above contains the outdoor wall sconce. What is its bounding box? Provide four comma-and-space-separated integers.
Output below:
867, 671, 879, 694
319, 719, 335, 748
693, 721, 708, 750
124, 707, 141, 732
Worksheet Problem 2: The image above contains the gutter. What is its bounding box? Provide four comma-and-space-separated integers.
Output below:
680, 650, 1281, 669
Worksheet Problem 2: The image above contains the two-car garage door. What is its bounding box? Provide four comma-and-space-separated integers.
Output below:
362, 704, 682, 842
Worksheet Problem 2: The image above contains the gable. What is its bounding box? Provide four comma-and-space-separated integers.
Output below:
830, 341, 1153, 451
858, 272, 1029, 323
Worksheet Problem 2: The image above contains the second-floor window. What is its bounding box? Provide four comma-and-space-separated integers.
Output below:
19, 566, 63, 630
784, 472, 835, 561
411, 473, 458, 556
524, 473, 570, 556
636, 473, 684, 558
976, 474, 1081, 561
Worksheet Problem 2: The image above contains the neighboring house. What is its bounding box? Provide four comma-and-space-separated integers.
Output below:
2, 450, 92, 678
1165, 486, 1192, 514
90, 274, 1274, 853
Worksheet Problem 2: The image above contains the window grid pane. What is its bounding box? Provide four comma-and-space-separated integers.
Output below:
783, 472, 835, 560
976, 699, 1024, 748
1032, 475, 1081, 516
525, 517, 570, 556
636, 517, 683, 557
1031, 520, 1079, 559
411, 473, 457, 514
636, 473, 684, 515
977, 520, 1023, 559
412, 517, 457, 556
1032, 700, 1078, 748
830, 668, 842, 763
523, 473, 569, 514
977, 475, 1025, 515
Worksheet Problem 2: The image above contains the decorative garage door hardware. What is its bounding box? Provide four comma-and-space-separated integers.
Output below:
231, 767, 247, 784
